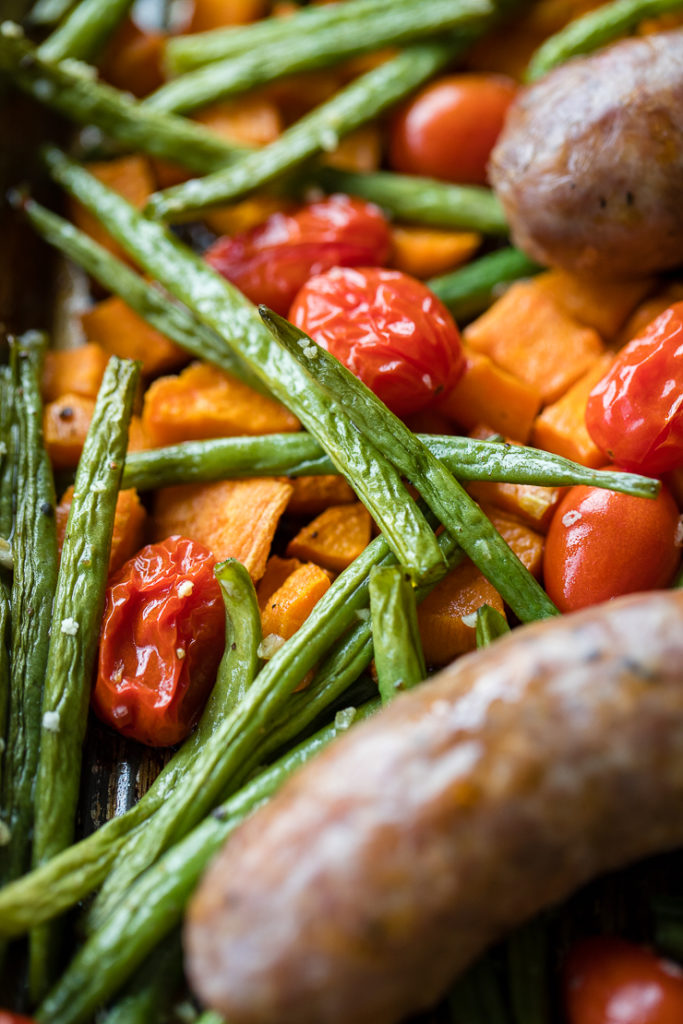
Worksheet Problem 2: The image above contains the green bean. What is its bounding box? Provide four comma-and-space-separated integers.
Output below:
475, 603, 510, 648
27, 0, 78, 25
99, 935, 184, 1024
525, 0, 683, 81
0, 334, 58, 891
165, 0, 404, 73
21, 197, 262, 391
38, 0, 135, 62
29, 356, 139, 999
428, 246, 540, 321
38, 701, 380, 1024
0, 367, 14, 795
506, 917, 551, 1024
147, 0, 494, 114
145, 38, 479, 220
369, 566, 426, 703
90, 557, 262, 919
194, 1014, 224, 1024
312, 167, 508, 234
0, 27, 246, 175
46, 149, 444, 581
262, 308, 557, 622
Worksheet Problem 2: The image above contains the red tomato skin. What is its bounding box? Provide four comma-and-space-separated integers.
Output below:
564, 937, 683, 1024
92, 536, 224, 747
543, 478, 682, 613
0, 1014, 38, 1023
289, 266, 466, 416
389, 73, 517, 185
204, 194, 391, 314
585, 303, 683, 476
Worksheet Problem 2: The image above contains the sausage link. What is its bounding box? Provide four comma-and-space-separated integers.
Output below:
489, 31, 683, 279
186, 590, 683, 1024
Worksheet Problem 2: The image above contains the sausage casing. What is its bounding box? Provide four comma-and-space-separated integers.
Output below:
186, 590, 683, 1024
489, 32, 683, 278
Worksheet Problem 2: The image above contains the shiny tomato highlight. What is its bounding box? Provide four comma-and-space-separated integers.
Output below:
585, 302, 683, 475
389, 73, 517, 185
289, 266, 465, 416
543, 476, 681, 613
564, 937, 683, 1024
93, 536, 225, 747
205, 194, 391, 314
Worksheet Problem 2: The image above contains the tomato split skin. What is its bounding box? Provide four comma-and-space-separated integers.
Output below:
585, 302, 683, 476
543, 476, 681, 613
564, 937, 683, 1024
205, 194, 391, 315
93, 536, 225, 748
389, 73, 518, 185
289, 265, 466, 417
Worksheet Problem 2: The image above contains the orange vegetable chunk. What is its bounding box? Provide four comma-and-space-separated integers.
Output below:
57, 485, 146, 573
287, 475, 355, 517
286, 503, 371, 572
82, 296, 188, 378
390, 226, 481, 279
257, 555, 304, 609
99, 19, 165, 98
188, 0, 267, 32
464, 279, 604, 403
44, 394, 147, 470
260, 562, 332, 641
532, 353, 616, 468
617, 282, 683, 348
417, 559, 506, 666
482, 504, 544, 579
70, 156, 155, 264
534, 269, 653, 341
437, 345, 542, 442
322, 125, 382, 173
142, 361, 300, 447
41, 343, 109, 403
153, 477, 293, 580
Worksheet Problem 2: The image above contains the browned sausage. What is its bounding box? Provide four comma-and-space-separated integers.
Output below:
185, 589, 683, 1024
489, 32, 683, 278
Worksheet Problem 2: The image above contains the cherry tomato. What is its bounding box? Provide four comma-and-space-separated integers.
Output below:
564, 937, 683, 1024
92, 536, 225, 747
389, 73, 517, 185
0, 1014, 38, 1023
289, 266, 466, 416
543, 475, 681, 612
204, 194, 391, 315
585, 303, 683, 476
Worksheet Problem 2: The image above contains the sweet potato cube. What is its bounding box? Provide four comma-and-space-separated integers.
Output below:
322, 125, 382, 174
417, 559, 506, 667
257, 555, 304, 609
482, 504, 544, 579
532, 354, 616, 468
464, 279, 604, 403
70, 156, 155, 264
99, 19, 165, 98
287, 475, 355, 517
82, 297, 188, 379
286, 503, 371, 572
260, 562, 332, 641
57, 485, 146, 573
188, 0, 267, 32
390, 226, 481, 279
437, 346, 542, 443
616, 283, 683, 348
142, 361, 300, 447
41, 343, 109, 403
534, 270, 653, 341
44, 394, 147, 470
153, 477, 293, 580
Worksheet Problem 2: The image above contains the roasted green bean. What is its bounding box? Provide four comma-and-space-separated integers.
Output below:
369, 565, 426, 702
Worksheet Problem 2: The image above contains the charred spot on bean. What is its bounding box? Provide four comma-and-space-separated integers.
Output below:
212, 806, 229, 821
231, 642, 237, 651
40, 500, 54, 517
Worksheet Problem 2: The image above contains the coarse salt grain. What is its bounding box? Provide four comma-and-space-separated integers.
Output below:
42, 710, 60, 733
61, 617, 79, 635
178, 580, 194, 598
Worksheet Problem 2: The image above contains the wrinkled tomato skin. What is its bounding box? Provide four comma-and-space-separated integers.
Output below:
543, 476, 681, 613
289, 266, 466, 417
93, 536, 224, 748
564, 937, 683, 1024
205, 194, 391, 314
585, 302, 683, 476
389, 74, 517, 185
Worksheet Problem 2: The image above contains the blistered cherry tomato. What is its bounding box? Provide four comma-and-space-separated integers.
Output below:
205, 194, 391, 314
0, 1014, 38, 1023
585, 303, 683, 476
565, 937, 683, 1024
389, 73, 517, 185
289, 266, 465, 416
543, 476, 681, 612
92, 536, 224, 747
